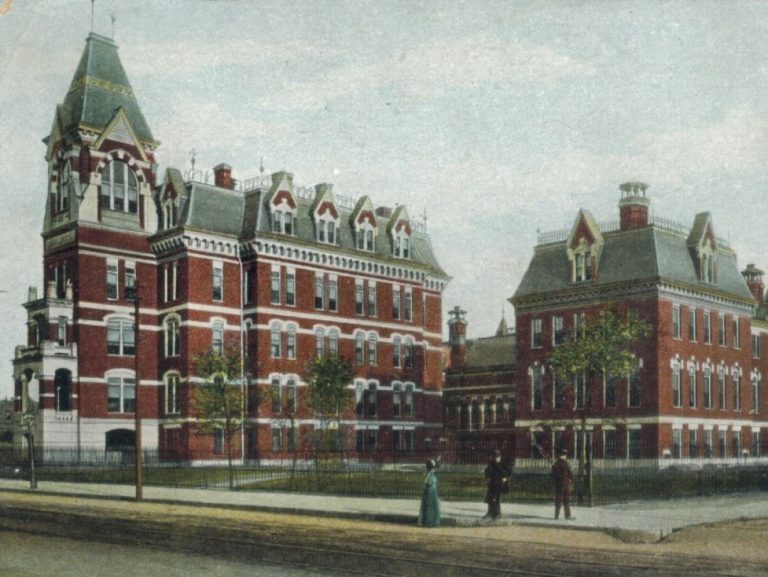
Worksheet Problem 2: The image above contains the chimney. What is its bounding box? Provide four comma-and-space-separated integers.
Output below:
375, 206, 393, 219
619, 182, 651, 231
448, 306, 468, 368
214, 163, 234, 189
742, 264, 765, 305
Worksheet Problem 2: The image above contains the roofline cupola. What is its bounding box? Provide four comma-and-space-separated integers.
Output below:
619, 181, 651, 231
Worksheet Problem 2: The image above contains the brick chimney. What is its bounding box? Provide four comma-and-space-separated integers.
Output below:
619, 182, 651, 231
214, 163, 234, 189
448, 306, 468, 368
742, 264, 764, 305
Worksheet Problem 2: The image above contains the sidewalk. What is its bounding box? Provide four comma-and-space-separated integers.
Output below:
1, 478, 766, 542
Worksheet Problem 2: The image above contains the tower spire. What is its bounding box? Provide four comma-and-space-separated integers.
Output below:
91, 0, 95, 32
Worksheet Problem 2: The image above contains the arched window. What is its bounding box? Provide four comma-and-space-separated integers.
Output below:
107, 373, 136, 413
286, 324, 297, 359
392, 382, 402, 417
272, 205, 295, 235
101, 159, 139, 214
286, 377, 298, 414
392, 336, 402, 368
328, 329, 339, 358
393, 230, 411, 259
671, 359, 682, 408
404, 337, 414, 368
404, 383, 414, 417
165, 373, 180, 415
270, 323, 282, 358
574, 239, 593, 281
316, 213, 338, 245
315, 327, 325, 357
107, 317, 134, 356
368, 333, 378, 366
55, 369, 72, 412
355, 332, 364, 364
356, 222, 375, 251
164, 316, 180, 357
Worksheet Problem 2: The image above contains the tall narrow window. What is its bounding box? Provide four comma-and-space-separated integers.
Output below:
392, 383, 402, 417
56, 159, 70, 212
286, 325, 296, 359
404, 384, 414, 416
605, 375, 618, 408
672, 362, 681, 408
733, 369, 741, 411
753, 334, 761, 359
688, 364, 697, 408
314, 274, 324, 310
531, 318, 543, 348
751, 372, 759, 413
368, 334, 377, 366
328, 278, 338, 312
718, 430, 727, 458
552, 316, 565, 346
531, 366, 543, 410
286, 270, 295, 306
212, 262, 223, 301
672, 306, 681, 339
165, 374, 180, 415
672, 429, 681, 459
575, 374, 586, 409
271, 378, 282, 414
270, 269, 280, 304
212, 321, 224, 354
392, 336, 402, 368
718, 366, 726, 409
718, 314, 726, 346
368, 283, 377, 317
106, 261, 118, 300
315, 327, 325, 358
328, 329, 339, 358
270, 323, 281, 358
125, 261, 136, 298
367, 383, 377, 416
57, 316, 67, 346
704, 430, 713, 459
165, 317, 180, 357
554, 375, 566, 409
392, 286, 401, 320
703, 366, 712, 409
703, 311, 711, 344
355, 280, 364, 315
689, 429, 698, 458
55, 369, 72, 412
688, 308, 696, 341
629, 368, 641, 408
355, 332, 364, 364
404, 289, 413, 321
286, 378, 297, 414
355, 382, 364, 416
404, 338, 414, 368
284, 212, 293, 235
733, 318, 741, 349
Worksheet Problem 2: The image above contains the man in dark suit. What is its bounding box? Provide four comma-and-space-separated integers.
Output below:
551, 448, 575, 520
483, 449, 511, 519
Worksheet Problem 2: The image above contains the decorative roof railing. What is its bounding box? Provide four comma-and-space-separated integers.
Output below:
536, 215, 729, 248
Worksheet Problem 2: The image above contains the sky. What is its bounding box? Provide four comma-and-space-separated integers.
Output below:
0, 0, 767, 398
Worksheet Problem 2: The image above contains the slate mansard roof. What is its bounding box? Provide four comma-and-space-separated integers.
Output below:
57, 33, 155, 143
513, 224, 754, 304
162, 172, 447, 277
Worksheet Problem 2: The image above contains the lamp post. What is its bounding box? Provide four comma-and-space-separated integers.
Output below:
21, 412, 37, 489
127, 283, 143, 501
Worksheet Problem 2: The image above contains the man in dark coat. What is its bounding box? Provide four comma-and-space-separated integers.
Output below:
551, 448, 574, 520
483, 449, 511, 519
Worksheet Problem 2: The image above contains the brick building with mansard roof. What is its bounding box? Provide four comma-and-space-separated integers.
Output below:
511, 182, 768, 463
12, 32, 449, 462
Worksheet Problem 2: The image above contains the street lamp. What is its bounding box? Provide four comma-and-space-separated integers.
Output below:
126, 283, 143, 501
21, 412, 37, 489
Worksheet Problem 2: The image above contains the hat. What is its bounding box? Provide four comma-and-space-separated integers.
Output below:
426, 459, 436, 469
558, 448, 568, 456
493, 449, 501, 456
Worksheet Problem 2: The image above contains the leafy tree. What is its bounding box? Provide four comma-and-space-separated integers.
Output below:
547, 308, 649, 505
304, 356, 353, 470
193, 347, 243, 490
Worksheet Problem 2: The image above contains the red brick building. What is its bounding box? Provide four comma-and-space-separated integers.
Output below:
511, 182, 768, 464
12, 33, 448, 463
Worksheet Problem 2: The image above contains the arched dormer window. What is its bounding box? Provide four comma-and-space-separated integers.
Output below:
316, 211, 338, 245
393, 230, 411, 259
163, 199, 178, 230
574, 239, 593, 282
356, 219, 375, 251
566, 209, 603, 283
699, 241, 716, 283
101, 159, 139, 214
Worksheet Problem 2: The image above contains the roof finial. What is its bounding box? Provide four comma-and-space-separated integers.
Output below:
259, 156, 264, 174
190, 148, 196, 171
91, 0, 95, 32
111, 13, 116, 40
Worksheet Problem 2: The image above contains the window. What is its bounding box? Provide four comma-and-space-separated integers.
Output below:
575, 374, 586, 409
212, 262, 223, 301
355, 382, 364, 416
367, 383, 377, 416
404, 289, 413, 321
315, 327, 325, 357
704, 430, 713, 459
392, 286, 401, 320
628, 429, 641, 459
368, 333, 377, 365
163, 199, 177, 229
286, 270, 295, 306
125, 261, 136, 298
604, 430, 616, 459
672, 306, 681, 339
718, 430, 727, 458
752, 372, 759, 413
753, 334, 760, 359
554, 375, 566, 409
328, 329, 339, 358
368, 283, 377, 317
688, 364, 697, 408
55, 369, 72, 412
404, 338, 414, 368
531, 366, 543, 410
270, 323, 281, 358
392, 383, 402, 417
164, 316, 180, 357
57, 316, 67, 346
356, 224, 375, 251
703, 366, 712, 409
314, 274, 324, 309
356, 429, 378, 452
672, 429, 681, 459
671, 361, 681, 408
688, 308, 696, 341
471, 400, 481, 430
703, 311, 711, 344
271, 427, 282, 452
732, 430, 740, 457
101, 160, 139, 213
404, 384, 414, 417
164, 262, 178, 303
271, 378, 282, 414
288, 427, 297, 452
605, 375, 618, 408
56, 158, 70, 212
393, 429, 414, 452
629, 368, 641, 408
286, 378, 297, 414
495, 398, 505, 425
107, 319, 134, 356
270, 270, 280, 304
106, 261, 118, 300
107, 375, 135, 413
317, 216, 336, 245
689, 429, 698, 459
393, 231, 411, 259
733, 318, 741, 349
165, 373, 180, 415
392, 336, 401, 368
286, 325, 297, 359
355, 280, 364, 315
718, 366, 726, 409
328, 278, 338, 312
552, 316, 565, 346
751, 431, 761, 458
718, 314, 726, 346
733, 368, 741, 411
272, 208, 294, 235
531, 318, 543, 348
355, 332, 364, 364
574, 241, 593, 281
212, 321, 224, 354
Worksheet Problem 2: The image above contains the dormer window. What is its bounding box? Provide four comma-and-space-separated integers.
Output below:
163, 199, 178, 229
272, 206, 295, 235
56, 158, 70, 212
101, 159, 139, 214
356, 222, 375, 251
317, 213, 337, 245
574, 239, 593, 282
699, 242, 716, 283
393, 230, 411, 259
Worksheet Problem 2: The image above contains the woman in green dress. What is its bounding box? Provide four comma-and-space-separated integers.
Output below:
419, 459, 440, 527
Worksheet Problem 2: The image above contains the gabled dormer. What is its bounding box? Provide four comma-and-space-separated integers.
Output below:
311, 183, 340, 245
156, 168, 187, 231
687, 212, 718, 283
566, 209, 604, 282
266, 171, 297, 235
349, 195, 378, 252
389, 205, 412, 259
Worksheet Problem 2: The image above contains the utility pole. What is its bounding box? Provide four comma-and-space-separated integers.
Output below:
129, 284, 143, 501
